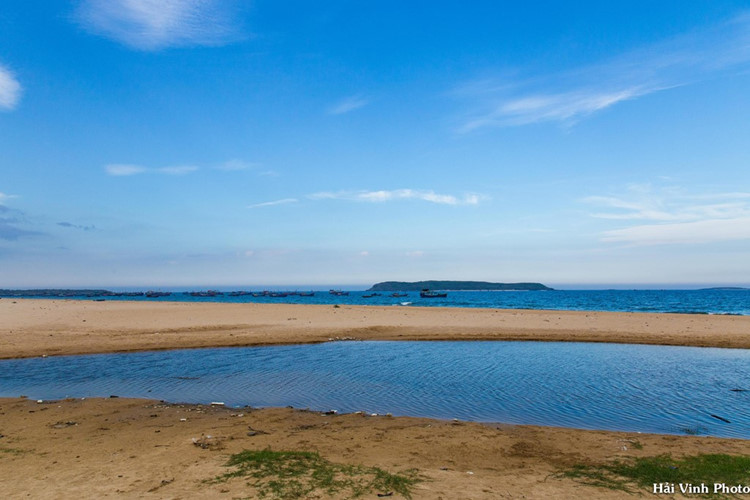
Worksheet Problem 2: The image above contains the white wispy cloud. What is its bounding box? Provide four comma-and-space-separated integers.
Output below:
0, 192, 19, 204
602, 217, 750, 245
583, 184, 750, 221
328, 95, 369, 115
457, 12, 750, 130
247, 198, 298, 209
105, 164, 198, 176
75, 0, 244, 50
0, 63, 22, 111
106, 159, 262, 176
158, 165, 198, 175
215, 159, 259, 171
584, 184, 750, 245
461, 87, 653, 131
309, 189, 485, 206
105, 164, 147, 176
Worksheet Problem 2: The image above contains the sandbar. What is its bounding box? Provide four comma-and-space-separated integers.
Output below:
1, 298, 750, 359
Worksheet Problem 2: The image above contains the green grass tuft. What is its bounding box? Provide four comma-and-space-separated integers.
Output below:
0, 447, 26, 455
213, 449, 420, 499
562, 454, 750, 498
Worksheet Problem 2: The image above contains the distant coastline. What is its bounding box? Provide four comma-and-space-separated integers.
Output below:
698, 287, 749, 291
367, 281, 553, 291
0, 289, 113, 297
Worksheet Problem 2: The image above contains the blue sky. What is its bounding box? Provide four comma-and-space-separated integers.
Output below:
2, 1, 750, 288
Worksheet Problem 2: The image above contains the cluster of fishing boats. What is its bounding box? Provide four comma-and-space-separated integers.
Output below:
180, 289, 448, 299
0, 288, 448, 300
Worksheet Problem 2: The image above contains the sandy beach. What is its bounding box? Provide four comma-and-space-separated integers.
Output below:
2, 299, 750, 498
2, 298, 750, 360
2, 397, 750, 499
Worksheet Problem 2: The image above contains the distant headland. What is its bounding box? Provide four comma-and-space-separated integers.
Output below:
367, 281, 554, 291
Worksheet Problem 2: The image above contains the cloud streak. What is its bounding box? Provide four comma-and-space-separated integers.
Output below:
75, 0, 245, 50
602, 217, 750, 245
309, 189, 485, 206
247, 198, 298, 208
105, 164, 198, 176
158, 165, 199, 175
457, 12, 750, 130
215, 159, 259, 171
585, 184, 750, 245
0, 192, 18, 203
57, 222, 96, 231
328, 95, 369, 115
247, 190, 485, 209
0, 63, 22, 111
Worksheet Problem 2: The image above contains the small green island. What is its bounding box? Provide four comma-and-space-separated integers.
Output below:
367, 281, 554, 291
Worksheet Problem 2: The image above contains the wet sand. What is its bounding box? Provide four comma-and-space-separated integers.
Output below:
2, 298, 750, 359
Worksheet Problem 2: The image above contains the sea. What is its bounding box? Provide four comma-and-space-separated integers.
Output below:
2, 288, 749, 315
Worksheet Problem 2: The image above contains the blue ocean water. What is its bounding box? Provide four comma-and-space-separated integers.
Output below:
5, 288, 749, 315
2, 341, 749, 438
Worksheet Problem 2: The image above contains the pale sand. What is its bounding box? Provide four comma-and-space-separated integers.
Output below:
1, 298, 750, 359
2, 299, 750, 499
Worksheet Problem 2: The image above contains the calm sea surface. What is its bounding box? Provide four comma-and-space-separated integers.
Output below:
4, 289, 749, 315
2, 341, 749, 438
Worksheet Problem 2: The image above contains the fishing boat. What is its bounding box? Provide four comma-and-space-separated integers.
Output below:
189, 290, 222, 297
420, 289, 447, 298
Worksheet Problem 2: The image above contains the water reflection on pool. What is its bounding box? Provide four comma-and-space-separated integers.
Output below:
1, 341, 749, 438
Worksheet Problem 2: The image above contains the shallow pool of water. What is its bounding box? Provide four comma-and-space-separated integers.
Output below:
1, 341, 749, 438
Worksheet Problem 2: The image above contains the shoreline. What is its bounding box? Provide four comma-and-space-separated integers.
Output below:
2, 396, 749, 499
2, 298, 750, 359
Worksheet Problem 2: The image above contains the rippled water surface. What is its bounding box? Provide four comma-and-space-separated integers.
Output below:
2, 341, 749, 438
